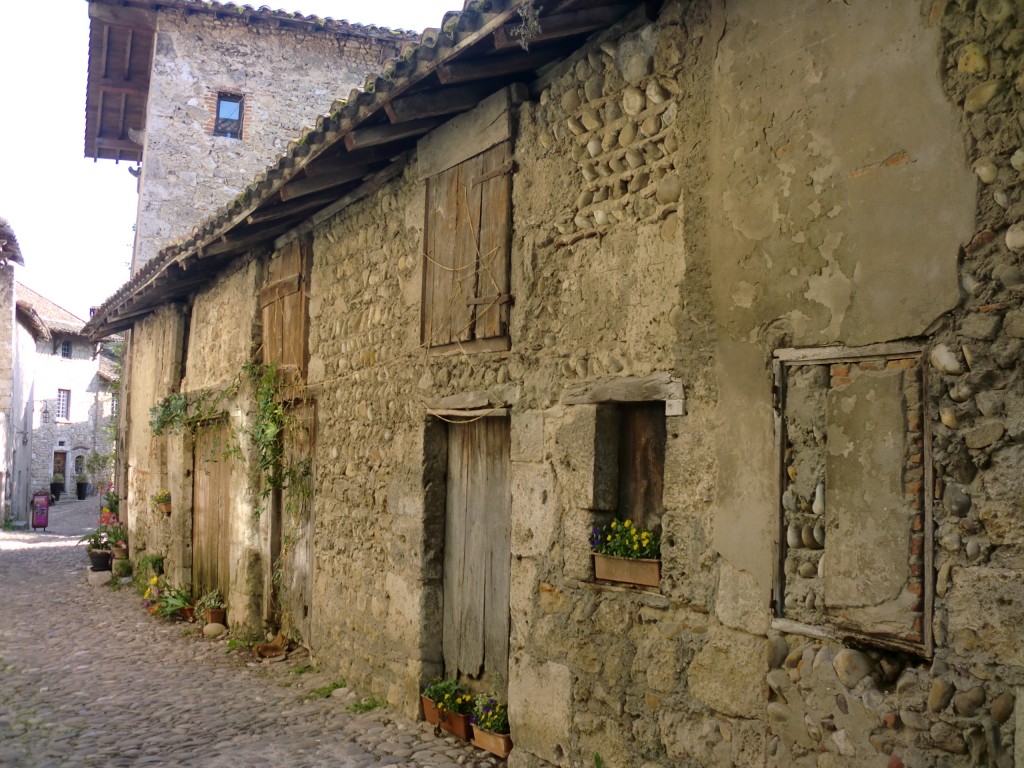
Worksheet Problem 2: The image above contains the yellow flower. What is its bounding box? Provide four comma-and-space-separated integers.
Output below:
143, 588, 151, 599
149, 576, 159, 585
624, 519, 632, 528
610, 521, 617, 529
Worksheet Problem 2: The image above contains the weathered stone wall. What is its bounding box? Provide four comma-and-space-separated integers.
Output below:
299, 2, 1022, 766
122, 307, 186, 577
134, 11, 399, 270
125, 1, 1024, 765
9, 318, 38, 521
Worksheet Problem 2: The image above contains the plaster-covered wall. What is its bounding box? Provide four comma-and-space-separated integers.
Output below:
134, 12, 397, 270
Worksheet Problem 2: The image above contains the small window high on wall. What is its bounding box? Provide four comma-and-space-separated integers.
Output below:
61, 340, 72, 358
214, 94, 243, 139
772, 344, 931, 656
56, 389, 70, 420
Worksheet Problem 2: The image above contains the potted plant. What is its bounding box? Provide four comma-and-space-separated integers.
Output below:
155, 585, 194, 620
421, 677, 473, 740
107, 523, 129, 560
50, 473, 64, 501
590, 518, 661, 588
75, 473, 90, 500
78, 527, 112, 571
196, 588, 226, 625
152, 489, 172, 515
470, 692, 512, 758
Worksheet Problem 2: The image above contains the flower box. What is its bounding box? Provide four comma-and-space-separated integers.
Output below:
593, 553, 660, 588
471, 726, 513, 758
421, 695, 472, 740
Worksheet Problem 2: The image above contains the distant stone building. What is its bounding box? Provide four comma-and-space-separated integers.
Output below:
0, 220, 116, 524
83, 0, 415, 272
14, 284, 117, 505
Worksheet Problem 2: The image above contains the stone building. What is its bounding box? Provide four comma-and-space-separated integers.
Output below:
85, 1, 1024, 766
84, 0, 416, 272
15, 284, 117, 503
0, 217, 32, 525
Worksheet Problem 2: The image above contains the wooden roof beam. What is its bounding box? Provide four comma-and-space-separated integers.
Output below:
492, 5, 633, 51
88, 3, 157, 31
98, 78, 148, 96
384, 83, 495, 123
436, 49, 555, 85
343, 117, 442, 152
246, 193, 339, 225
94, 137, 142, 150
278, 164, 369, 201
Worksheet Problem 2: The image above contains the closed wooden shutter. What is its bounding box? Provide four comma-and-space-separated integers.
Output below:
193, 421, 232, 601
443, 417, 511, 696
261, 238, 310, 377
422, 141, 512, 349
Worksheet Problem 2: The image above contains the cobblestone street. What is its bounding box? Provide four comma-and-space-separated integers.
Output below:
0, 497, 501, 768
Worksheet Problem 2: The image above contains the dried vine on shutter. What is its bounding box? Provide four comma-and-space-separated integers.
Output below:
422, 141, 512, 348
261, 238, 309, 377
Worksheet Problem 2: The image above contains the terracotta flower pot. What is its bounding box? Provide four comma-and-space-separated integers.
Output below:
440, 712, 472, 741
592, 553, 660, 588
471, 726, 513, 758
180, 606, 196, 622
156, 501, 172, 515
421, 696, 471, 738
204, 607, 226, 625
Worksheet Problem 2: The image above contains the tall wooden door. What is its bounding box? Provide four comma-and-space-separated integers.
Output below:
52, 452, 67, 490
273, 401, 315, 644
193, 421, 232, 601
443, 417, 511, 696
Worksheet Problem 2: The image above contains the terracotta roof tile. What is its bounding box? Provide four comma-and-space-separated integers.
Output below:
15, 282, 89, 336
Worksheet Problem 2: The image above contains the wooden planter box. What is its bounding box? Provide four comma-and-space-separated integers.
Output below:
421, 696, 471, 739
472, 726, 513, 758
593, 553, 660, 588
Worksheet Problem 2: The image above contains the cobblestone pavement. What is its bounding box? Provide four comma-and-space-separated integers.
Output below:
0, 496, 503, 768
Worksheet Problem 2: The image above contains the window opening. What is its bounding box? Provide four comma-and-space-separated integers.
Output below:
61, 340, 72, 358
56, 389, 70, 420
214, 94, 243, 138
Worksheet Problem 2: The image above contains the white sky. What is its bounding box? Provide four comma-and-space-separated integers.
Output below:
0, 1, 457, 320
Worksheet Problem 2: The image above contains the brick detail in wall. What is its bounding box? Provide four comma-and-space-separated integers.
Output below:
202, 90, 252, 140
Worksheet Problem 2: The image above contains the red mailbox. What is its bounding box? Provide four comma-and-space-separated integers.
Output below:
31, 492, 49, 531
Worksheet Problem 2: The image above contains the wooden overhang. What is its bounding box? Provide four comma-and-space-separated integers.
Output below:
84, 0, 657, 339
83, 0, 417, 164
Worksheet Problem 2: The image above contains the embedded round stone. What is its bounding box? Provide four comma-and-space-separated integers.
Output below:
928, 678, 954, 712
990, 691, 1015, 724
953, 685, 985, 717
832, 649, 873, 689
622, 86, 646, 116
1006, 222, 1024, 251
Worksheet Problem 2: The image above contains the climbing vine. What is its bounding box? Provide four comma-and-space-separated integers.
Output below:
147, 360, 313, 518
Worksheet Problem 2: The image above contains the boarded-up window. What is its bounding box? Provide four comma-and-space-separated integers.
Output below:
261, 238, 310, 379
772, 346, 931, 655
422, 141, 512, 351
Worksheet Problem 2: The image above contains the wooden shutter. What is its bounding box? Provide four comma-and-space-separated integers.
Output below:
422, 141, 512, 349
261, 238, 310, 377
443, 417, 511, 696
618, 402, 666, 532
193, 421, 232, 601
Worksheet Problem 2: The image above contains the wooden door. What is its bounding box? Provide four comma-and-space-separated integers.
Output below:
275, 401, 315, 644
192, 421, 232, 601
443, 417, 511, 696
52, 452, 66, 490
